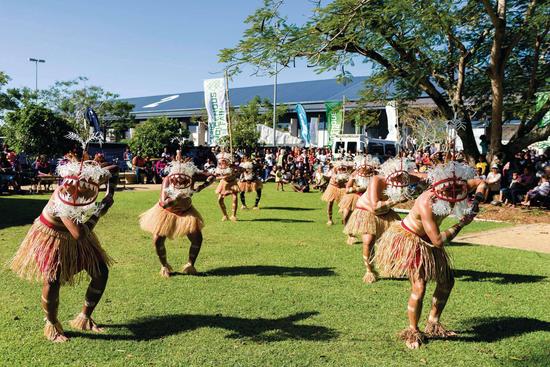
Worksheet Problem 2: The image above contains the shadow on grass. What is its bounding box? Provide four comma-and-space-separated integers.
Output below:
261, 206, 315, 211
447, 241, 475, 247
67, 311, 338, 342
454, 269, 546, 284
206, 265, 336, 277
241, 218, 314, 223
0, 197, 48, 229
457, 316, 550, 342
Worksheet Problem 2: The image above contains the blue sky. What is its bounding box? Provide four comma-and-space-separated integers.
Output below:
0, 0, 371, 98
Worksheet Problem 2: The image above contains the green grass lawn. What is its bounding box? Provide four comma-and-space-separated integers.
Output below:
0, 184, 548, 367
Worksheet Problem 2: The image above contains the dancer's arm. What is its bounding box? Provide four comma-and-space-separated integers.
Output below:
419, 195, 474, 247
370, 177, 406, 215
194, 173, 216, 192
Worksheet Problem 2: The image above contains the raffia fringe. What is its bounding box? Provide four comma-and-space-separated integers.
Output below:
10, 219, 113, 285
338, 193, 359, 213
69, 313, 96, 331
374, 223, 452, 283
321, 185, 345, 203
343, 208, 400, 237
215, 179, 240, 194
238, 180, 262, 192
44, 320, 64, 340
139, 204, 204, 239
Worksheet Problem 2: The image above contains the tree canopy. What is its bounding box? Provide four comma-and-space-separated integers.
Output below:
220, 0, 549, 160
128, 116, 188, 157
3, 104, 74, 157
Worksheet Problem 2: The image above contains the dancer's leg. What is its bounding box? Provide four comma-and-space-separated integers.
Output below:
400, 275, 426, 349
240, 191, 247, 209
70, 261, 109, 332
218, 195, 229, 221
153, 235, 172, 277
230, 193, 238, 221
182, 231, 203, 275
254, 189, 262, 209
326, 201, 334, 225
425, 273, 457, 338
41, 276, 67, 342
362, 233, 377, 283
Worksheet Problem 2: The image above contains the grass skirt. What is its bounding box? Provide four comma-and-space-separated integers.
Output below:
374, 222, 452, 283
238, 180, 262, 192
338, 193, 359, 213
321, 184, 345, 203
10, 218, 112, 285
343, 208, 400, 237
139, 203, 204, 239
216, 179, 240, 195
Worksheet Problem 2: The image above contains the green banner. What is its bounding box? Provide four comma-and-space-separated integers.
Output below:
535, 91, 550, 128
325, 101, 343, 146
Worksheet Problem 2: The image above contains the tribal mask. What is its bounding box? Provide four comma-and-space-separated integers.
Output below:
427, 161, 475, 217
50, 160, 110, 223
378, 158, 416, 202
164, 160, 199, 199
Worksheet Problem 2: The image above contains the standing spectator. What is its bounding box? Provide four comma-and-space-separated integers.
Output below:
123, 147, 133, 170
132, 152, 148, 184
479, 135, 489, 155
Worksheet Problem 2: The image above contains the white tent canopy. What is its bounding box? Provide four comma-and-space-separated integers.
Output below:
257, 124, 304, 146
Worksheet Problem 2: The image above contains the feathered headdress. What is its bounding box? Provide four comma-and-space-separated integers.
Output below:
378, 158, 416, 202
428, 161, 475, 217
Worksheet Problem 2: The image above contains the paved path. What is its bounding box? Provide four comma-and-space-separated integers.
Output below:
456, 223, 550, 254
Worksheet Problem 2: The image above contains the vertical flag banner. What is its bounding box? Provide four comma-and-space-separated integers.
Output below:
203, 78, 228, 145
325, 101, 343, 146
295, 103, 310, 146
309, 118, 319, 146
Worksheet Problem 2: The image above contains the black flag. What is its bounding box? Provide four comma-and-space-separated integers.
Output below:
85, 107, 101, 134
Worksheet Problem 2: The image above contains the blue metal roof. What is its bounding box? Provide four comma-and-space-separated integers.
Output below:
120, 76, 388, 117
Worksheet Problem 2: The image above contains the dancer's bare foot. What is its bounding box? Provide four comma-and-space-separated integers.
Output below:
230, 215, 237, 222
399, 328, 424, 349
159, 264, 173, 278
182, 262, 198, 275
44, 320, 68, 342
70, 313, 104, 333
241, 205, 248, 210
221, 215, 229, 222
252, 206, 259, 210
326, 220, 334, 226
362, 270, 378, 284
424, 321, 457, 338
346, 236, 355, 245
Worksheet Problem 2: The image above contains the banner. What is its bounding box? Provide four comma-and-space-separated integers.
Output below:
309, 117, 319, 146
325, 101, 343, 146
385, 102, 398, 141
295, 104, 310, 146
535, 91, 550, 128
203, 78, 228, 145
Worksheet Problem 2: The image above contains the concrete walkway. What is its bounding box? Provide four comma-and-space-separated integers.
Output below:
456, 223, 550, 254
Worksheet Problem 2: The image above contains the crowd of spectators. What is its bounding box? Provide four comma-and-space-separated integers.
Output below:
2, 141, 549, 209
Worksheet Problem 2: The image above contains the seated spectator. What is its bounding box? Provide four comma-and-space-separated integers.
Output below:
34, 154, 52, 176
291, 171, 310, 193
485, 165, 502, 204
521, 175, 549, 207
476, 156, 488, 176
0, 152, 21, 193
475, 167, 486, 180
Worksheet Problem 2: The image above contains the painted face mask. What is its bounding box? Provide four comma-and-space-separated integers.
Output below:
215, 152, 233, 176
378, 158, 416, 202
164, 160, 199, 199
427, 161, 475, 217
50, 160, 110, 223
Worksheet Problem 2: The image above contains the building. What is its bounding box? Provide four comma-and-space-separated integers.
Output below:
120, 77, 433, 146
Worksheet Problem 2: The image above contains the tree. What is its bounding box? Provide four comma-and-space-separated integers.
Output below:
3, 104, 74, 156
128, 116, 188, 157
40, 77, 135, 140
220, 0, 550, 160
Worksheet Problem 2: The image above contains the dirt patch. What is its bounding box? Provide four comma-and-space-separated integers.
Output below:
456, 223, 550, 253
